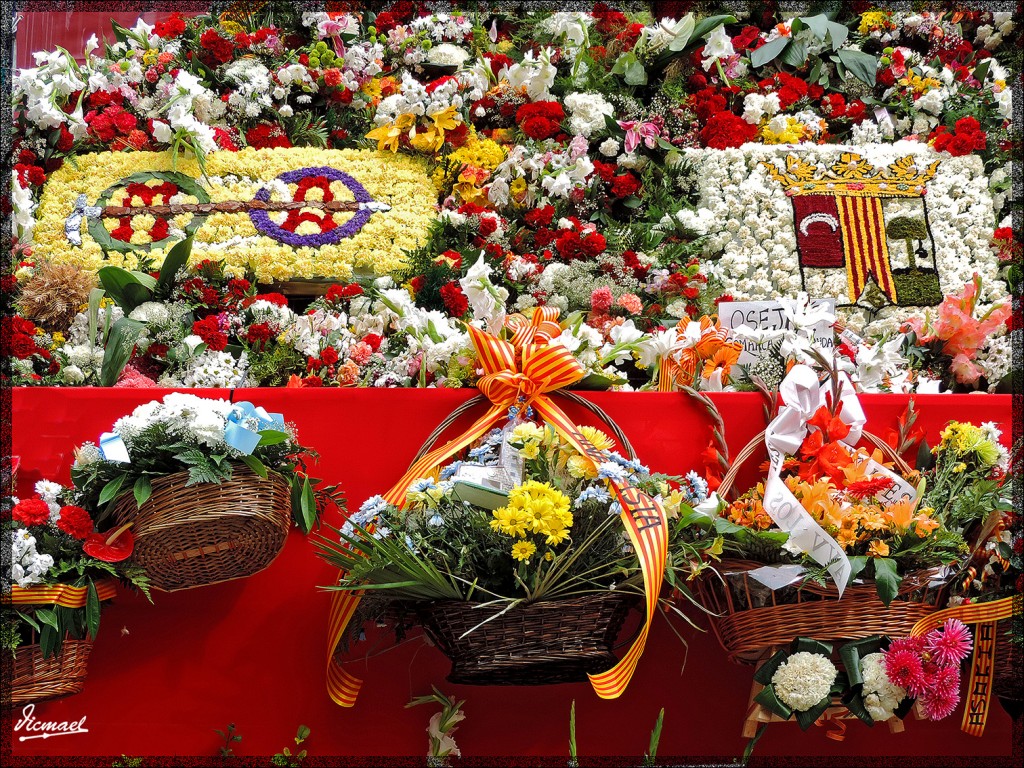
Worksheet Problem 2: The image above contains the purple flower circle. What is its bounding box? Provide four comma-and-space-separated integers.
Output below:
249, 167, 375, 247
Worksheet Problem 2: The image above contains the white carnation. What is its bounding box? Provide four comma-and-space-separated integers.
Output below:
861, 653, 906, 722
770, 652, 838, 712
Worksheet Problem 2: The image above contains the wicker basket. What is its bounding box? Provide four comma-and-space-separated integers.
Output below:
109, 464, 291, 592
698, 429, 950, 665
418, 592, 638, 685
407, 392, 640, 685
8, 640, 93, 707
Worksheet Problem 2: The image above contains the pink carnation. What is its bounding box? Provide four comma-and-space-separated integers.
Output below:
591, 286, 613, 313
925, 619, 973, 666
349, 341, 373, 366
114, 365, 158, 388
617, 293, 643, 315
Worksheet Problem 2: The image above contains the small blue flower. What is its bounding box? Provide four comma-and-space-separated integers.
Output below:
356, 495, 388, 522
574, 486, 612, 509
608, 501, 623, 517
626, 458, 649, 475
408, 478, 437, 493
468, 445, 496, 462
597, 462, 628, 483
427, 513, 444, 527
371, 526, 391, 540
404, 535, 416, 550
440, 461, 463, 480
684, 471, 709, 503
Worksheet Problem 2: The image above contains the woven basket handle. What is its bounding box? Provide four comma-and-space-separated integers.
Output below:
410, 391, 637, 467
717, 428, 913, 499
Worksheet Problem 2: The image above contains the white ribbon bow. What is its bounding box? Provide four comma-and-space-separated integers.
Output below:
762, 364, 866, 597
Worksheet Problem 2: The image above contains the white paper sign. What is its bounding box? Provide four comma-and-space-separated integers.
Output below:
719, 299, 836, 365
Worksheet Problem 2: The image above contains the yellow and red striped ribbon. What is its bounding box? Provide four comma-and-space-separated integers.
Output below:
505, 305, 562, 349
910, 595, 1020, 737
836, 196, 898, 304
8, 580, 118, 608
327, 311, 668, 706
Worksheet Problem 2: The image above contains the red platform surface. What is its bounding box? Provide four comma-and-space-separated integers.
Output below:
6, 388, 1017, 761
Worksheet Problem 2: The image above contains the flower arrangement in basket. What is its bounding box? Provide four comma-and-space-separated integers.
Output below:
940, 431, 1021, 718
3, 478, 150, 706
69, 393, 343, 592
742, 624, 975, 749
316, 309, 717, 701
693, 362, 1008, 665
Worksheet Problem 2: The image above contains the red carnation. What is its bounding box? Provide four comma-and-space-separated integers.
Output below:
245, 123, 292, 149
846, 100, 868, 123
88, 112, 117, 143
113, 111, 137, 134
154, 14, 187, 38
581, 232, 607, 257
439, 281, 469, 316
14, 164, 46, 187
56, 125, 75, 152
192, 316, 228, 351
362, 333, 383, 351
320, 346, 339, 366
6, 333, 39, 360
524, 205, 555, 229
245, 322, 272, 349
13, 498, 51, 527
200, 29, 234, 65
323, 68, 343, 88
255, 292, 288, 307
516, 101, 565, 141
691, 88, 728, 125
700, 111, 759, 150
610, 173, 641, 199
57, 505, 94, 539
820, 93, 847, 118
775, 72, 809, 110
478, 216, 498, 237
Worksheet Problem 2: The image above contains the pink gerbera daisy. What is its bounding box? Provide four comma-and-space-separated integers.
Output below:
922, 688, 960, 721
925, 618, 973, 666
884, 648, 926, 693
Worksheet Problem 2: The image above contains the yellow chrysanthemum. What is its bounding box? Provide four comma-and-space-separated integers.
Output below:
761, 117, 806, 145
520, 443, 540, 460
566, 454, 598, 480
511, 540, 536, 562
579, 426, 615, 452
510, 422, 544, 443
858, 10, 891, 34
490, 505, 530, 538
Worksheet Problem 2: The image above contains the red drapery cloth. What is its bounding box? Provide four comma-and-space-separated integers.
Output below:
7, 388, 1015, 759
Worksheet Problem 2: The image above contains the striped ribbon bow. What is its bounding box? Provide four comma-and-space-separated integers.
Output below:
328, 309, 669, 706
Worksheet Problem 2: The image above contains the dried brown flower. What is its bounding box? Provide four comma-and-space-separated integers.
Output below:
17, 261, 98, 332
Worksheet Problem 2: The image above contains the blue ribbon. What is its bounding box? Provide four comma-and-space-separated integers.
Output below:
98, 432, 131, 464
224, 401, 285, 455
